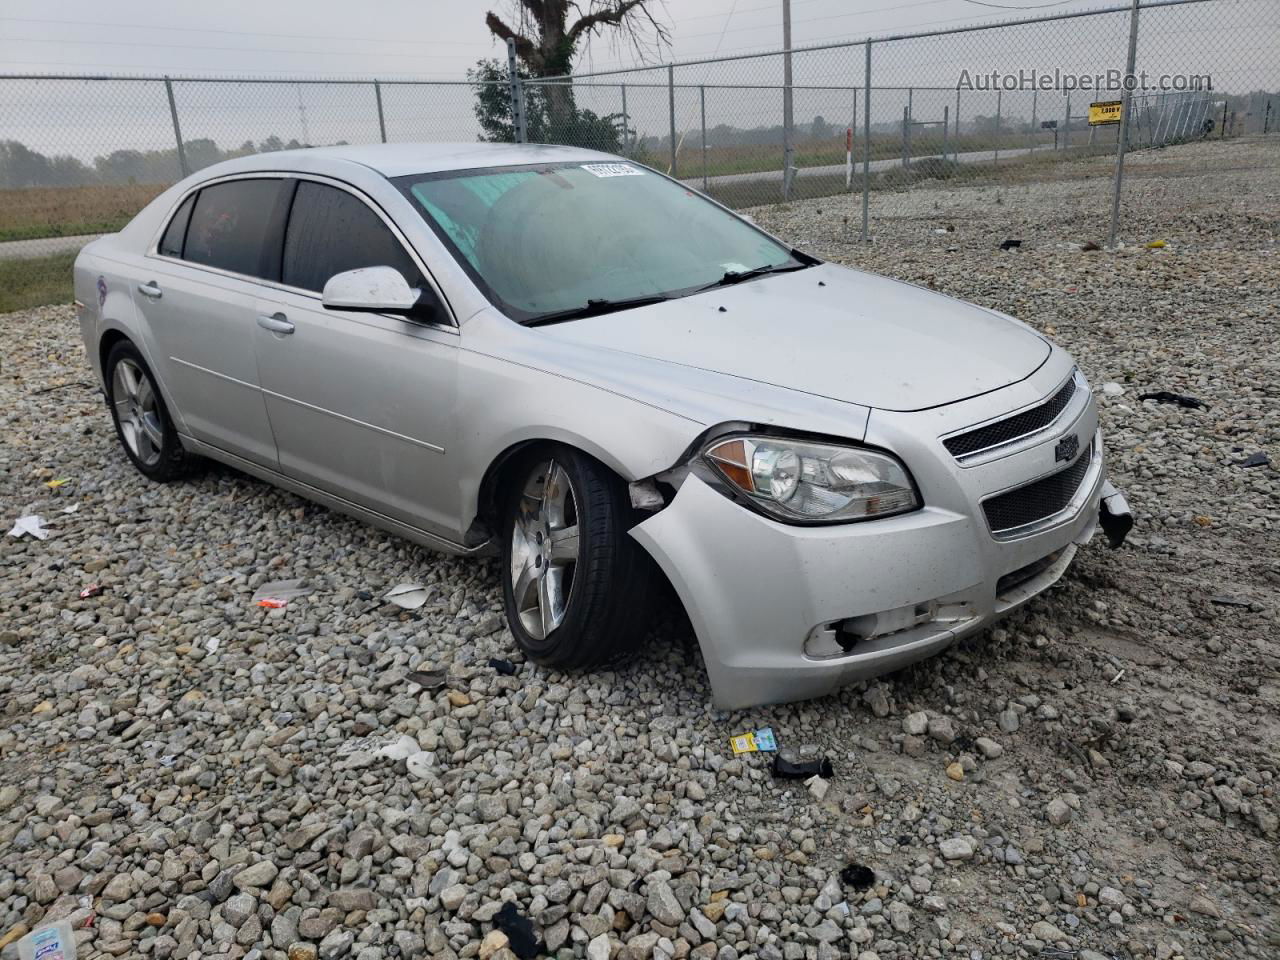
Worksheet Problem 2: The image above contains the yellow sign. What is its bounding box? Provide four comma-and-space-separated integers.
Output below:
1089, 100, 1123, 125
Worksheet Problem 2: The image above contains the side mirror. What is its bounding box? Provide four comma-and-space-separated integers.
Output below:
322, 266, 426, 317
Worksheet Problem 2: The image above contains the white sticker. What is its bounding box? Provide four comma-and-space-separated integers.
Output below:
581, 162, 644, 178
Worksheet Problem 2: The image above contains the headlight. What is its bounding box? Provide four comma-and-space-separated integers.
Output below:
703, 434, 919, 523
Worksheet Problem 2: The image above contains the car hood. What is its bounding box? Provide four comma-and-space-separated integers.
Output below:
537, 263, 1050, 412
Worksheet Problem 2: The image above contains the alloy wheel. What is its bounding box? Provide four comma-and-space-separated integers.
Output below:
509, 459, 580, 639
112, 358, 164, 467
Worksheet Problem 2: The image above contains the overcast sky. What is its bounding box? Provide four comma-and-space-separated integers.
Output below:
1, 0, 1148, 80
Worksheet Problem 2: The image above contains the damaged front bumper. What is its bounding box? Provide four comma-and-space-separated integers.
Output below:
632, 436, 1130, 711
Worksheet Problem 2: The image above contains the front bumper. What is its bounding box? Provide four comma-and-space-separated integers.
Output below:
631, 365, 1127, 710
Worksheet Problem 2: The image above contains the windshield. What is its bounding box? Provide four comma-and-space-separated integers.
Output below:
394, 161, 803, 323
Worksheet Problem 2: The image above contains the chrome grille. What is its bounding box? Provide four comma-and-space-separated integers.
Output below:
945, 373, 1078, 458
983, 441, 1094, 534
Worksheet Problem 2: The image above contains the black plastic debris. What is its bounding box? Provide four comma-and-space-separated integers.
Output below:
999, 239, 1021, 251
771, 755, 834, 779
494, 902, 541, 960
405, 669, 448, 690
488, 658, 517, 676
840, 864, 875, 890
1235, 452, 1270, 468
1137, 391, 1209, 411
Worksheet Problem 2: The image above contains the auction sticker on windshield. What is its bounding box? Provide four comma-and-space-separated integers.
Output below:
581, 163, 644, 178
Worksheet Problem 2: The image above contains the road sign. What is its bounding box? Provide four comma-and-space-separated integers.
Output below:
1089, 100, 1123, 125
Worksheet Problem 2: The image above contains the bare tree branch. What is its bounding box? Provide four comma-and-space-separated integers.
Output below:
484, 10, 539, 65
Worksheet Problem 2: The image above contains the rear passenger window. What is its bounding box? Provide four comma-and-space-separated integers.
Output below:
158, 193, 195, 258
183, 179, 281, 277
283, 181, 423, 293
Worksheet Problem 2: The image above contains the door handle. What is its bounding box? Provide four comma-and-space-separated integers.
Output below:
137, 281, 162, 299
256, 313, 295, 335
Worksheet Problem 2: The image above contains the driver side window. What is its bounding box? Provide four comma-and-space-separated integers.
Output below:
282, 181, 425, 294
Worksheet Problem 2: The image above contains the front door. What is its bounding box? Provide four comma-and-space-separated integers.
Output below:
251, 179, 460, 538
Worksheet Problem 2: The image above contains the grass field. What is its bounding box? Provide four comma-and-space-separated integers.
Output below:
0, 252, 76, 313
0, 183, 166, 243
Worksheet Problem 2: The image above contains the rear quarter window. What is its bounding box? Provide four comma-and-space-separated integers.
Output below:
183, 179, 281, 278
158, 193, 195, 258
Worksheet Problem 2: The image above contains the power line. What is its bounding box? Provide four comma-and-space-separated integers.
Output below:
0, 33, 484, 61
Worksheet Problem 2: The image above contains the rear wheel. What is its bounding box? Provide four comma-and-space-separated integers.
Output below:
105, 340, 193, 482
500, 447, 653, 669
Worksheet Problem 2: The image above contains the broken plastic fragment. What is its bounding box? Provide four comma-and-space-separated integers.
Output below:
251, 579, 314, 603
771, 755, 834, 779
1137, 391, 1208, 411
79, 584, 102, 599
999, 238, 1021, 251
1235, 452, 1269, 468
488, 658, 517, 676
493, 901, 542, 960
205, 638, 221, 653
256, 598, 288, 609
1145, 239, 1166, 248
840, 863, 876, 890
384, 583, 430, 610
8, 515, 49, 540
45, 477, 72, 489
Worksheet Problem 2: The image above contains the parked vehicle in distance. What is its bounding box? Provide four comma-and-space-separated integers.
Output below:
74, 143, 1132, 708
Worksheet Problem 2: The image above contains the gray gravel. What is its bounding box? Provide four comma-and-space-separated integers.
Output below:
2, 137, 1278, 960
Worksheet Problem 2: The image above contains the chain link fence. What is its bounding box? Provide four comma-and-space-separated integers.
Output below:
1, 0, 1276, 311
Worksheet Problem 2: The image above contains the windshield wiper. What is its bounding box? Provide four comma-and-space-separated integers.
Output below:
522, 294, 672, 326
698, 251, 819, 291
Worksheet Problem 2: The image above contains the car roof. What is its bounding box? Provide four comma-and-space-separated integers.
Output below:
214, 142, 622, 179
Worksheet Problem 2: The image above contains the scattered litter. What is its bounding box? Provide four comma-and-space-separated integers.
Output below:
251, 580, 314, 604
1145, 239, 1167, 249
999, 238, 1021, 251
840, 863, 876, 890
771, 755, 834, 779
493, 902, 541, 960
488, 657, 517, 676
1080, 240, 1101, 251
384, 582, 431, 610
730, 727, 778, 755
1209, 595, 1251, 608
159, 755, 176, 767
1235, 452, 1269, 468
62, 504, 80, 514
256, 597, 289, 609
8, 515, 50, 540
45, 477, 72, 489
16, 920, 77, 960
78, 584, 103, 599
375, 734, 422, 761
205, 638, 221, 654
805, 775, 830, 800
1101, 382, 1125, 397
405, 668, 448, 690
1137, 391, 1208, 411
1111, 669, 1125, 684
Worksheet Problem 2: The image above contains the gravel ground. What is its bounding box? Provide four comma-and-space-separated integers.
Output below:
2, 137, 1277, 960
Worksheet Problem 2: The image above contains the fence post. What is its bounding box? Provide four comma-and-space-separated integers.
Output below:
993, 89, 1002, 164
1031, 88, 1038, 144
942, 105, 949, 164
1107, 0, 1140, 248
782, 0, 794, 199
861, 40, 871, 243
621, 83, 630, 154
1064, 94, 1071, 149
850, 88, 857, 192
506, 39, 527, 143
700, 85, 708, 192
1220, 101, 1227, 137
164, 77, 189, 179
373, 81, 388, 143
954, 88, 961, 161
1266, 100, 1273, 134
668, 64, 678, 177
901, 107, 910, 169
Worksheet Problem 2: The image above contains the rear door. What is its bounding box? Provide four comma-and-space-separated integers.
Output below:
134, 176, 285, 467
251, 178, 460, 537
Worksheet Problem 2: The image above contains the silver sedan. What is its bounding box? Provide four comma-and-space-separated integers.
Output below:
74, 143, 1132, 709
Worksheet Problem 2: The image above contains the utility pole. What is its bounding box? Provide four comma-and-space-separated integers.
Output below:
782, 0, 795, 200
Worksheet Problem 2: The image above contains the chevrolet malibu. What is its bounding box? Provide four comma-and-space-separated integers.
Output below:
74, 143, 1132, 709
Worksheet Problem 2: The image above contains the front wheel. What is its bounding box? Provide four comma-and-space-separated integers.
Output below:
500, 447, 653, 669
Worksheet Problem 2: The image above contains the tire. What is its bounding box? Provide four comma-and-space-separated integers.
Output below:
500, 446, 653, 669
104, 340, 193, 482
